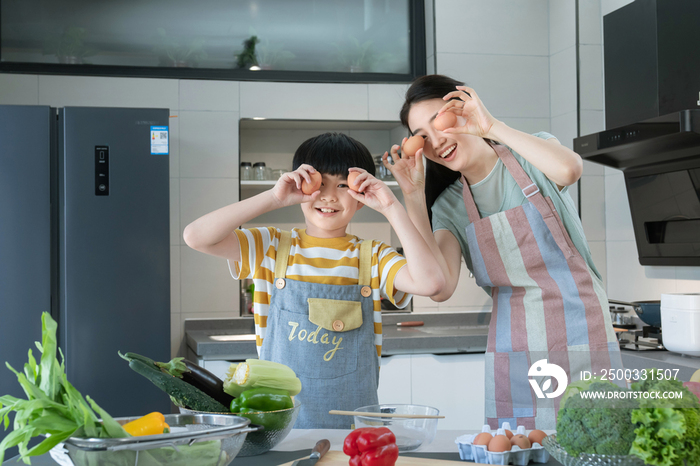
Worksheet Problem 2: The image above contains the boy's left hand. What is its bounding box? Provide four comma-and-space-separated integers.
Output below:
346, 168, 397, 214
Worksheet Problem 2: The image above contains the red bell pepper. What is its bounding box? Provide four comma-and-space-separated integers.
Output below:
343, 427, 399, 466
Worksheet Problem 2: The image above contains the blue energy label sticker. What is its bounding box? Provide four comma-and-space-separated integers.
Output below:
150, 126, 169, 155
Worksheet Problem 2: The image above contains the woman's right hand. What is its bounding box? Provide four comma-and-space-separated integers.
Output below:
382, 138, 425, 197
270, 164, 320, 207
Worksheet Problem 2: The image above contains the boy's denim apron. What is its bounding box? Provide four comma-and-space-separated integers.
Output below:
259, 231, 379, 428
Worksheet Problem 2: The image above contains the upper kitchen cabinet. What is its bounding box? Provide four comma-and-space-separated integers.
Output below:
238, 118, 407, 230
0, 0, 426, 82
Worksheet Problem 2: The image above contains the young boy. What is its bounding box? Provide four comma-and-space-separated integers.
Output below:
183, 132, 444, 428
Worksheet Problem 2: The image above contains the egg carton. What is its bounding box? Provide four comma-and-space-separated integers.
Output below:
455, 423, 550, 465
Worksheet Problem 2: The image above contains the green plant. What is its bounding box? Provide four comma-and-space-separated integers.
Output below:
153, 28, 207, 67
42, 27, 98, 64
235, 34, 260, 69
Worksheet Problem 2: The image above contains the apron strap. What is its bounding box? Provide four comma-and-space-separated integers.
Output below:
274, 230, 293, 279
358, 240, 373, 287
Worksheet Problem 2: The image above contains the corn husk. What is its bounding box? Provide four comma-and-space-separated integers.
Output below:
223, 359, 302, 397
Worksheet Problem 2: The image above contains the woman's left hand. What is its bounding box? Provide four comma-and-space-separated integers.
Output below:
346, 168, 397, 215
439, 86, 500, 139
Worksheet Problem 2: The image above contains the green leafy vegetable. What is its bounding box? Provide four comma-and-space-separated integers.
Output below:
0, 312, 128, 463
629, 370, 700, 466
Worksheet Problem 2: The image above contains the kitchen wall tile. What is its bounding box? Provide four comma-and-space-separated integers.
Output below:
179, 111, 239, 179
436, 54, 550, 119
606, 240, 676, 301
435, 0, 548, 56
675, 268, 700, 294
377, 355, 412, 404
171, 245, 181, 314
38, 75, 178, 109
604, 166, 619, 176
604, 172, 635, 242
169, 111, 180, 178
0, 73, 39, 104
579, 45, 604, 111
550, 48, 577, 118
580, 109, 604, 136
588, 240, 607, 290
239, 82, 368, 120
170, 180, 180, 246
171, 312, 182, 358
412, 307, 440, 314
179, 178, 239, 243
179, 80, 239, 112
180, 245, 240, 314
583, 160, 604, 176
580, 175, 606, 241
550, 111, 577, 150
368, 84, 408, 122
579, 0, 603, 45
501, 118, 551, 135
549, 0, 577, 55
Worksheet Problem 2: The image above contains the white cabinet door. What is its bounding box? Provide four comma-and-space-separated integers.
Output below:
411, 353, 485, 431
377, 355, 412, 405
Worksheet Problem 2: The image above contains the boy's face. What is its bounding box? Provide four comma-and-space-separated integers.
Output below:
300, 173, 363, 238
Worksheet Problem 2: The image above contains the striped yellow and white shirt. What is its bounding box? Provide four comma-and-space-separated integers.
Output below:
229, 227, 411, 361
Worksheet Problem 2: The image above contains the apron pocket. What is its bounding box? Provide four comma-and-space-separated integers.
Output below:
308, 298, 363, 332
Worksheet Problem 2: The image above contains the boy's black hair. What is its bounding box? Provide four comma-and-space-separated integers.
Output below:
292, 132, 376, 177
399, 75, 464, 224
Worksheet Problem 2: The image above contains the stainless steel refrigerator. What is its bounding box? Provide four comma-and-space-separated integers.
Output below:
0, 106, 171, 441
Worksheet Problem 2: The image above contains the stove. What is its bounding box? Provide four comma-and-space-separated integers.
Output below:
618, 326, 665, 352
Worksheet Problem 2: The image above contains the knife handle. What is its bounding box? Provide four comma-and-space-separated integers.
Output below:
310, 439, 331, 460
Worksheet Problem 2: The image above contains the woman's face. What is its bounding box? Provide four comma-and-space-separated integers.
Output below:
406, 98, 482, 172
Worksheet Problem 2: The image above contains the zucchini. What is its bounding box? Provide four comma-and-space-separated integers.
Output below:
121, 354, 228, 413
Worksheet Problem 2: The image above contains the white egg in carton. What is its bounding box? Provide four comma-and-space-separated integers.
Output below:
455, 423, 550, 465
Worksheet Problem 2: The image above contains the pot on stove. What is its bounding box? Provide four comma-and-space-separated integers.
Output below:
609, 299, 661, 328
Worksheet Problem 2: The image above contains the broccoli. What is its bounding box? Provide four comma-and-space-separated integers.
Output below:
556, 381, 639, 456
629, 371, 700, 466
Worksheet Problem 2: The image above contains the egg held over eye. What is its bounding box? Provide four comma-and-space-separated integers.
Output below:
487, 435, 512, 453
301, 171, 322, 194
434, 112, 457, 131
347, 171, 362, 192
402, 135, 425, 158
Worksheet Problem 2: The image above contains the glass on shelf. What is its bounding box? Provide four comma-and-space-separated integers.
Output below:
253, 162, 267, 181
240, 162, 252, 180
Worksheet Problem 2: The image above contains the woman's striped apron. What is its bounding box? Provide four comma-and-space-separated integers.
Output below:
462, 143, 622, 430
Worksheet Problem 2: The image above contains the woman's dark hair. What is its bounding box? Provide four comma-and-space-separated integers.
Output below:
400, 75, 464, 224
292, 132, 376, 177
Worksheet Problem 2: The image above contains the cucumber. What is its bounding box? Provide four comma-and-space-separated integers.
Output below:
123, 355, 228, 413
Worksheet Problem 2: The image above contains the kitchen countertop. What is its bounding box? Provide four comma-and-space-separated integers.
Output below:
2, 429, 563, 466
185, 312, 490, 360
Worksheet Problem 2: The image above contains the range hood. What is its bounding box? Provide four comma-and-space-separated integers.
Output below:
574, 0, 700, 266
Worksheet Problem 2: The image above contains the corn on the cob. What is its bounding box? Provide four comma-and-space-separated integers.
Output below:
223, 359, 301, 397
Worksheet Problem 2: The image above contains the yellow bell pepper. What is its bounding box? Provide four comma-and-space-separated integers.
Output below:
123, 412, 170, 436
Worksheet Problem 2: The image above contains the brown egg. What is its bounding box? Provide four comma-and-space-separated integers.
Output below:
402, 135, 425, 158
434, 112, 457, 131
473, 432, 493, 446
504, 429, 513, 439
511, 434, 531, 449
488, 435, 512, 452
301, 171, 322, 194
347, 171, 362, 192
528, 430, 547, 446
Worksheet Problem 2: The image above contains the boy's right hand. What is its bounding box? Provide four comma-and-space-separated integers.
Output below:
270, 164, 321, 207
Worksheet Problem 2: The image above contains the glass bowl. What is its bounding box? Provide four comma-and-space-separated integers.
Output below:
353, 404, 439, 452
180, 398, 301, 457
60, 413, 256, 466
542, 434, 646, 466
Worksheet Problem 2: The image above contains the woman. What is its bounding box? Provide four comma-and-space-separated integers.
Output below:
384, 75, 622, 430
